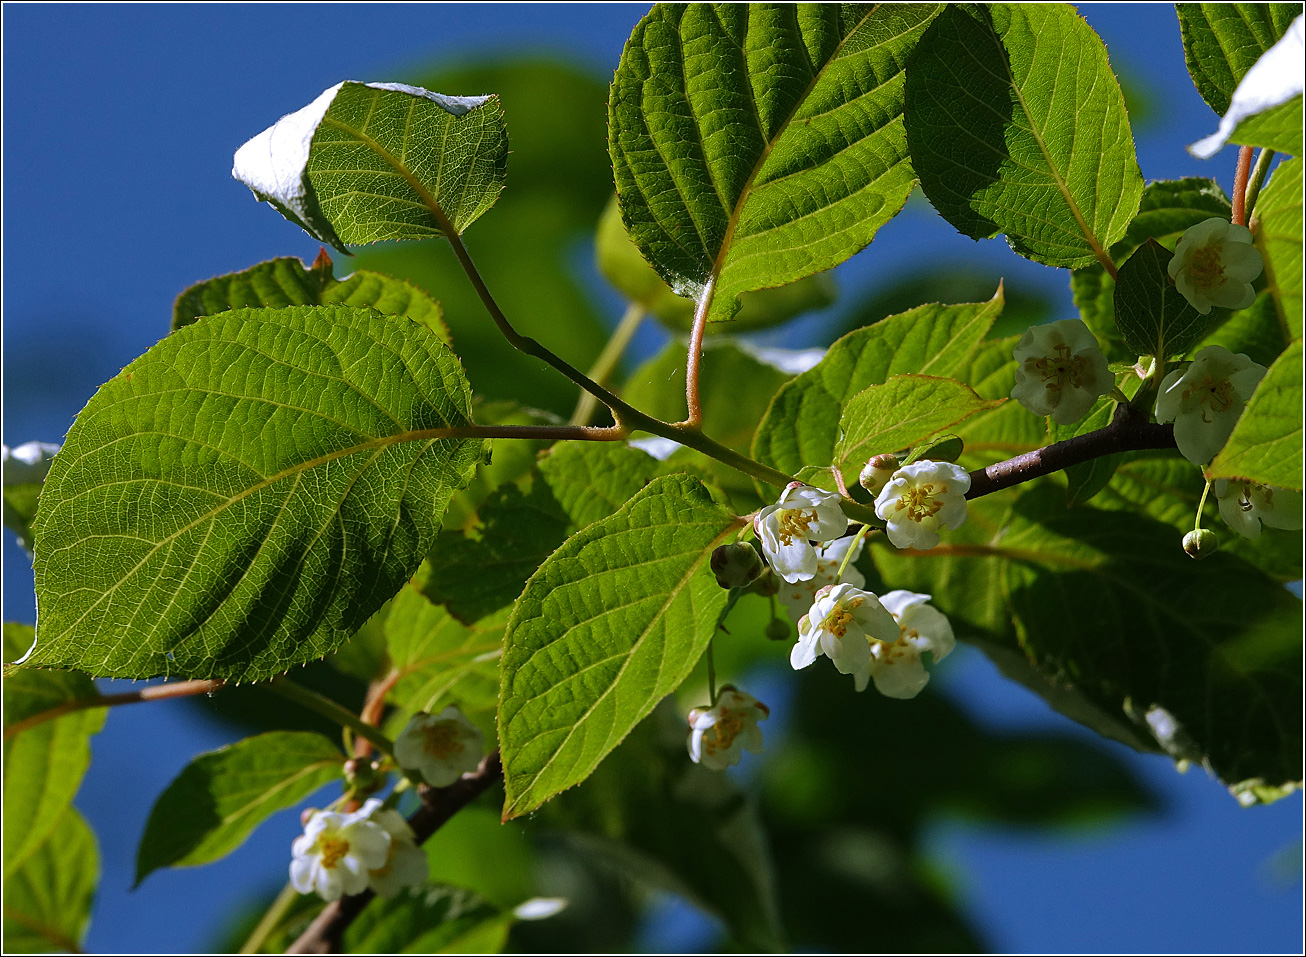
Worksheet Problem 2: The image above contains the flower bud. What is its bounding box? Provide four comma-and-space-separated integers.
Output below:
710, 543, 764, 589
765, 619, 791, 641
859, 454, 900, 496
1182, 528, 1218, 559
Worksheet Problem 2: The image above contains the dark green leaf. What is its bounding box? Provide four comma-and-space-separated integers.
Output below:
442, 401, 559, 533
1176, 4, 1302, 116
346, 884, 507, 954
1197, 291, 1291, 368
610, 4, 941, 321
135, 731, 344, 884
1254, 156, 1303, 341
905, 5, 1142, 267
1, 805, 97, 953
1073, 178, 1232, 362
500, 475, 741, 817
1052, 398, 1122, 507
234, 82, 507, 248
29, 305, 485, 682
754, 292, 1003, 477
173, 255, 451, 342
1114, 239, 1213, 358
1209, 338, 1303, 489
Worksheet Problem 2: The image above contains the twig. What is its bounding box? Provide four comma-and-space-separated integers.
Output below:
267, 678, 396, 761
286, 750, 504, 954
3, 678, 223, 740
1232, 145, 1254, 226
1244, 148, 1276, 226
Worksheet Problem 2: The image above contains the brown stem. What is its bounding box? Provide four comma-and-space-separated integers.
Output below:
352, 669, 402, 761
966, 403, 1174, 499
1232, 145, 1254, 226
286, 750, 504, 954
3, 678, 223, 740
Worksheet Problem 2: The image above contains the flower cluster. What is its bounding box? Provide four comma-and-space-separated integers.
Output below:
1009, 319, 1114, 424
290, 798, 427, 901
1168, 217, 1263, 315
1213, 479, 1303, 539
687, 686, 769, 771
776, 533, 867, 624
1154, 345, 1266, 465
853, 590, 955, 699
393, 706, 485, 787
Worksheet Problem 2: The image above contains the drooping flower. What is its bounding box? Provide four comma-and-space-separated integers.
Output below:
1213, 479, 1304, 540
1167, 217, 1263, 315
290, 807, 392, 901
354, 798, 428, 898
754, 482, 848, 583
852, 590, 955, 699
1154, 346, 1266, 465
393, 706, 485, 787
1009, 319, 1114, 424
776, 534, 866, 625
792, 582, 898, 677
874, 460, 971, 550
687, 686, 769, 770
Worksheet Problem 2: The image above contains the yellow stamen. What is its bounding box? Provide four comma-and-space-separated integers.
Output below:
1189, 245, 1226, 290
318, 835, 350, 869
776, 508, 818, 546
894, 485, 943, 522
1030, 343, 1090, 394
421, 721, 464, 759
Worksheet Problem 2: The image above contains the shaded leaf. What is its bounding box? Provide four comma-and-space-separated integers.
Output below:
754, 292, 1003, 478
1197, 290, 1291, 369
29, 305, 485, 682
234, 82, 506, 248
1176, 3, 1302, 116
1209, 338, 1303, 490
500, 475, 741, 818
610, 4, 941, 321
135, 731, 344, 883
1114, 239, 1213, 358
905, 4, 1142, 267
346, 884, 507, 954
1, 805, 97, 953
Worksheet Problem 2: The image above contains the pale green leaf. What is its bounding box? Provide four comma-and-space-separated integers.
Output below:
173, 255, 450, 342
1072, 178, 1231, 362
610, 4, 941, 322
1209, 338, 1303, 489
1254, 156, 1303, 341
905, 4, 1143, 268
1114, 239, 1212, 358
135, 731, 344, 883
753, 291, 1003, 477
535, 441, 662, 532
1176, 3, 1302, 116
1, 806, 97, 953
28, 305, 486, 682
946, 334, 1048, 469
500, 475, 741, 818
234, 82, 506, 249
833, 375, 1001, 482
1228, 93, 1304, 154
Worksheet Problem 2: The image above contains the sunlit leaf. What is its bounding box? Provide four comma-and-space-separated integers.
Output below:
905, 4, 1142, 268
1, 805, 97, 953
28, 305, 485, 682
1208, 338, 1303, 490
1176, 3, 1302, 116
1253, 156, 1303, 341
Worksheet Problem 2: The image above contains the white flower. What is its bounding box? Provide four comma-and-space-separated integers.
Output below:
1154, 346, 1266, 465
1010, 319, 1114, 424
1167, 217, 1263, 315
687, 686, 769, 770
354, 798, 428, 898
874, 460, 971, 550
754, 482, 848, 583
776, 534, 866, 624
393, 706, 484, 787
852, 591, 955, 699
1213, 479, 1304, 540
290, 807, 392, 901
858, 454, 901, 497
792, 582, 899, 677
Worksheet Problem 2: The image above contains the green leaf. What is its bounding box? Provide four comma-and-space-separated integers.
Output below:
610, 4, 941, 322
3, 624, 105, 879
28, 305, 486, 682
345, 884, 507, 954
542, 702, 782, 951
442, 401, 559, 533
753, 291, 1003, 477
625, 342, 792, 454
1208, 338, 1304, 490
833, 375, 1001, 482
1, 805, 97, 953
135, 730, 344, 884
1228, 93, 1304, 154
1053, 398, 1123, 507
904, 4, 1143, 268
1176, 4, 1303, 116
1072, 178, 1232, 362
946, 334, 1049, 469
595, 196, 836, 333
535, 442, 662, 532
3, 442, 59, 554
1197, 291, 1291, 368
1254, 156, 1303, 341
386, 582, 505, 723
500, 475, 741, 818
1114, 239, 1213, 358
234, 82, 507, 249
172, 254, 450, 342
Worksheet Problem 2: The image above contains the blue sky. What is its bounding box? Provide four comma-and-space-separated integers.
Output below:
3, 4, 1301, 952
